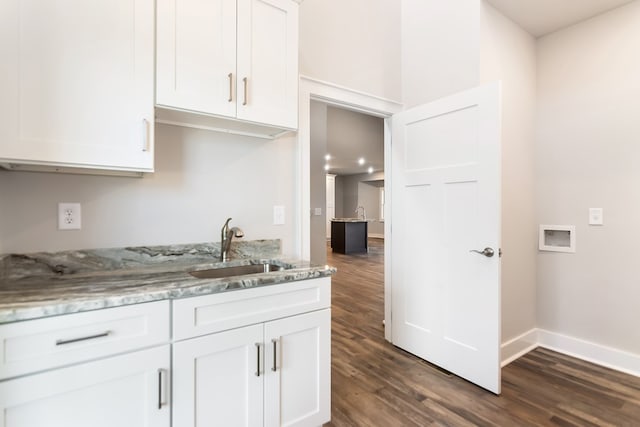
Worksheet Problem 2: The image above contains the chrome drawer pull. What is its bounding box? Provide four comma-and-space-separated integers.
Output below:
55, 331, 111, 346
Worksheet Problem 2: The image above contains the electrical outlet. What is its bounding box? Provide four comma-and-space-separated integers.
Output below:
58, 203, 82, 230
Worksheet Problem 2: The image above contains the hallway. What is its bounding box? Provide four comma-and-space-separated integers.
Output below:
326, 239, 640, 426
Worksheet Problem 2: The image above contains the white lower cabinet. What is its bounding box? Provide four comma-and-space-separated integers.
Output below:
173, 309, 331, 427
0, 279, 331, 426
0, 345, 170, 427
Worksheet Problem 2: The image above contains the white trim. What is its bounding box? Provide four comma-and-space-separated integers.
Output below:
538, 329, 640, 378
296, 77, 402, 261
501, 329, 538, 367
500, 328, 640, 378
383, 119, 393, 342
300, 76, 403, 116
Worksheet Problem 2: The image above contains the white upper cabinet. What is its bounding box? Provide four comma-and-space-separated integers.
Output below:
156, 0, 237, 118
236, 0, 299, 129
156, 0, 299, 132
0, 0, 155, 173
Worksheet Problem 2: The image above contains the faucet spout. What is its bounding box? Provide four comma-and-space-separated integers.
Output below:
220, 218, 244, 262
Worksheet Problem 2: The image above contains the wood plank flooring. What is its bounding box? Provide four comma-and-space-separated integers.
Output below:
325, 238, 640, 426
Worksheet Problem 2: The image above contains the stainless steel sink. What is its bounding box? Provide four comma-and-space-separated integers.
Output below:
189, 263, 287, 279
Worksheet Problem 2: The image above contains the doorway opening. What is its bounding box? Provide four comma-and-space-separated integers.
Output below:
309, 101, 385, 265
297, 76, 402, 342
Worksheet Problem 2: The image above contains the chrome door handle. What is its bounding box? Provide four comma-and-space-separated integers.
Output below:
271, 338, 278, 372
470, 247, 494, 258
242, 77, 248, 106
255, 343, 262, 377
157, 369, 167, 409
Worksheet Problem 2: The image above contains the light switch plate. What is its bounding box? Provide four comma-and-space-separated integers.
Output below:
589, 208, 603, 225
273, 205, 285, 225
314, 208, 322, 216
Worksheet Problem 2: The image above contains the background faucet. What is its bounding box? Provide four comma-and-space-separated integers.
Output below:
355, 206, 366, 220
220, 217, 244, 262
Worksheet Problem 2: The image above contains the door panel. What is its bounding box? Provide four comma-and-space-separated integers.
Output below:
0, 0, 154, 171
391, 83, 501, 394
172, 324, 263, 427
264, 309, 330, 427
156, 0, 237, 117
0, 346, 170, 427
236, 0, 298, 128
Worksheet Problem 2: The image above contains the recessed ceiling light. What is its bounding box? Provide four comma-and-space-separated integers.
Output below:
358, 157, 365, 165
324, 164, 330, 171
368, 166, 374, 174
325, 154, 331, 161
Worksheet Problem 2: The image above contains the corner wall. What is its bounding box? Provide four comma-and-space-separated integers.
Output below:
480, 2, 538, 346
535, 1, 640, 356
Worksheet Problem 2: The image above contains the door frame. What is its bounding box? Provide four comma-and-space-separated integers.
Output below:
296, 76, 402, 341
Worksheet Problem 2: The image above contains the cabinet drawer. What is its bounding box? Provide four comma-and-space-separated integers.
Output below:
173, 277, 330, 341
0, 301, 170, 380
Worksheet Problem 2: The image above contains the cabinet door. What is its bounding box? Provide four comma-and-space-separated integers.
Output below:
157, 0, 237, 118
264, 309, 331, 427
0, 0, 154, 172
173, 324, 264, 427
0, 345, 170, 427
236, 0, 299, 129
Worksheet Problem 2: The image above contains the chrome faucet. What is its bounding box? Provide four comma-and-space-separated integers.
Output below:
355, 206, 366, 220
220, 217, 244, 262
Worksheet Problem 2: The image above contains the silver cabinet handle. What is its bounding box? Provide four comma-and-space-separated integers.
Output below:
55, 331, 111, 346
157, 369, 167, 409
242, 77, 248, 106
142, 118, 150, 152
255, 343, 262, 377
470, 247, 495, 258
271, 338, 278, 372
228, 73, 233, 102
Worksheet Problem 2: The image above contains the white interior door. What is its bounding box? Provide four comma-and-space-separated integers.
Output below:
390, 83, 501, 394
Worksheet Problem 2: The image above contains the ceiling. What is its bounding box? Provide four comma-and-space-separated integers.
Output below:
485, 0, 636, 37
322, 104, 384, 176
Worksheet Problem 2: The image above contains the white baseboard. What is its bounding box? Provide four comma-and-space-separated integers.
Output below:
501, 328, 640, 378
537, 329, 640, 378
501, 329, 538, 367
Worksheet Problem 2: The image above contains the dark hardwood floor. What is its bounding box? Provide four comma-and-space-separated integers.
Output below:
325, 238, 640, 426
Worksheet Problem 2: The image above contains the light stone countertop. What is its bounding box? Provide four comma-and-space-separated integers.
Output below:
0, 240, 335, 324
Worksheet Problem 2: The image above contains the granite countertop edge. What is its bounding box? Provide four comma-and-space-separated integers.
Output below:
0, 240, 336, 324
0, 261, 335, 324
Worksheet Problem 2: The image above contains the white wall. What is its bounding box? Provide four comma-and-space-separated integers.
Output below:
401, 0, 481, 107
480, 2, 538, 343
0, 124, 297, 256
299, 0, 401, 102
535, 1, 640, 355
310, 101, 328, 264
